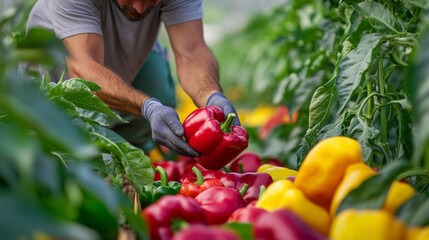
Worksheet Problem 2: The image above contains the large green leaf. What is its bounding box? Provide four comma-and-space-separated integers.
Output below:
409, 22, 429, 171
61, 79, 125, 122
308, 75, 337, 130
13, 28, 67, 66
0, 75, 96, 159
355, 1, 404, 33
337, 33, 382, 113
91, 125, 154, 194
0, 191, 99, 240
396, 192, 429, 227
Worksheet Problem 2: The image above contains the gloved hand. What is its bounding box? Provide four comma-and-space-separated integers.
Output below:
206, 92, 240, 126
142, 98, 200, 157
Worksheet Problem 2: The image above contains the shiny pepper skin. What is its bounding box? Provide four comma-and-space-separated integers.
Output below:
294, 136, 363, 210
329, 209, 405, 240
256, 179, 331, 236
330, 162, 377, 216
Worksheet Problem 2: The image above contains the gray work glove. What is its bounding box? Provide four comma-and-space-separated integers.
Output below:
142, 98, 200, 157
206, 92, 240, 126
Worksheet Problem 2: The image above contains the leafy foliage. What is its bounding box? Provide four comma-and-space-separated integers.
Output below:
0, 2, 151, 238
215, 0, 429, 179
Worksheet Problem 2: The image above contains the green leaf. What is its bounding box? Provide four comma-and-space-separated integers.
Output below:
0, 75, 96, 159
308, 75, 337, 130
348, 116, 380, 162
14, 28, 67, 66
410, 23, 429, 171
61, 79, 125, 122
70, 164, 121, 215
0, 191, 100, 240
337, 33, 383, 113
355, 1, 404, 33
337, 161, 415, 215
407, 0, 429, 9
223, 222, 254, 240
91, 125, 154, 195
396, 192, 429, 226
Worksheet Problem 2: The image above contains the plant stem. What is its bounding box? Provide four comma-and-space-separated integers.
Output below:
378, 58, 388, 154
366, 82, 373, 119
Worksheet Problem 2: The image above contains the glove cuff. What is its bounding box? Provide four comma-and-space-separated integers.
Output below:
141, 98, 162, 120
206, 91, 225, 107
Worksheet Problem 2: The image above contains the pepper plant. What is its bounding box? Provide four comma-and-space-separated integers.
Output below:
0, 1, 152, 238
215, 0, 429, 188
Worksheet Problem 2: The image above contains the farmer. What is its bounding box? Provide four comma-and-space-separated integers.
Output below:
26, 0, 240, 157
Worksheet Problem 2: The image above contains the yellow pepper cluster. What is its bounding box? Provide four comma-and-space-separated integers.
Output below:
254, 136, 422, 239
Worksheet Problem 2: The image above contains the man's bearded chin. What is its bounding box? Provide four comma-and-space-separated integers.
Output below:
120, 6, 146, 21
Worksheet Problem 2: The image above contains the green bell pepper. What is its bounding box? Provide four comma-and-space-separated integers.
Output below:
140, 166, 181, 208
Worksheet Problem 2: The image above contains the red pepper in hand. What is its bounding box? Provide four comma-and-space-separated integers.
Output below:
228, 152, 263, 173
141, 195, 206, 240
194, 185, 248, 225
183, 106, 249, 170
172, 224, 240, 240
180, 166, 224, 198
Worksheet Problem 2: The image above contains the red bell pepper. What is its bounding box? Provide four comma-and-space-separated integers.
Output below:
179, 167, 224, 198
254, 209, 327, 240
183, 106, 249, 170
194, 186, 248, 225
228, 201, 268, 223
191, 170, 273, 204
228, 152, 263, 173
153, 160, 180, 182
141, 195, 206, 240
172, 224, 240, 240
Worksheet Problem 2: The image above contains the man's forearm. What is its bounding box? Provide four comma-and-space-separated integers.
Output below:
67, 58, 148, 116
175, 45, 222, 108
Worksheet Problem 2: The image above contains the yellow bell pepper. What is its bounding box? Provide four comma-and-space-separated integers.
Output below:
256, 179, 331, 236
257, 164, 297, 181
384, 181, 415, 213
330, 162, 377, 216
406, 226, 429, 240
330, 209, 405, 240
295, 136, 363, 210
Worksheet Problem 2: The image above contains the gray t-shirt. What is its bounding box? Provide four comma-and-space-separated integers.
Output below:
26, 0, 203, 83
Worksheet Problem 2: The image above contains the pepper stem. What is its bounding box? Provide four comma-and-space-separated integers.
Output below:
239, 183, 249, 196
221, 113, 236, 132
155, 166, 168, 187
259, 185, 266, 198
192, 166, 204, 185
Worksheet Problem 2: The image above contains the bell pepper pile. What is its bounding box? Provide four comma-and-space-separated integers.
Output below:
136, 107, 429, 240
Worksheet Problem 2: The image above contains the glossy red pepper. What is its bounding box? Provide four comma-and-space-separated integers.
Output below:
194, 186, 248, 225
228, 201, 268, 223
183, 106, 249, 170
179, 167, 224, 198
172, 224, 240, 240
153, 160, 180, 182
254, 209, 327, 240
228, 152, 263, 173
141, 195, 206, 240
192, 170, 273, 204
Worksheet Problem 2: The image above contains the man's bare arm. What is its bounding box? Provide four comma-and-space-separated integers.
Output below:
166, 20, 222, 108
63, 33, 148, 116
